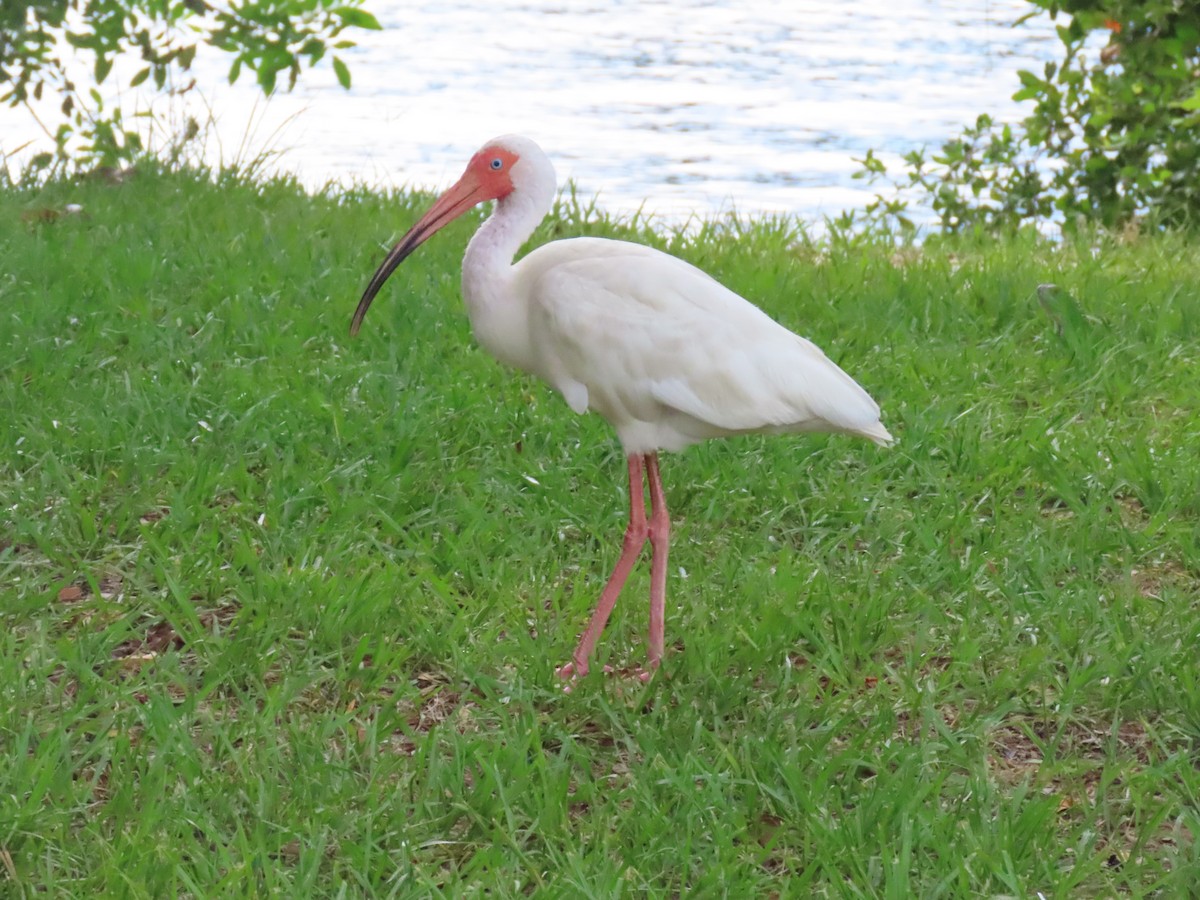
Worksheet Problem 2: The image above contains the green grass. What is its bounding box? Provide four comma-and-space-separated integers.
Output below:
2, 165, 1199, 896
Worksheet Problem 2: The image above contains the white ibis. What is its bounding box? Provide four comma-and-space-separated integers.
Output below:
351, 135, 892, 685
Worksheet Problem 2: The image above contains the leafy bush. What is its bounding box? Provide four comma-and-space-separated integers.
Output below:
1, 0, 380, 172
858, 0, 1200, 234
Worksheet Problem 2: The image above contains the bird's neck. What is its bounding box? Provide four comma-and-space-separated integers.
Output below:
462, 184, 549, 312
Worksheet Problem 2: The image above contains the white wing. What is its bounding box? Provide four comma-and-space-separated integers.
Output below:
514, 237, 892, 454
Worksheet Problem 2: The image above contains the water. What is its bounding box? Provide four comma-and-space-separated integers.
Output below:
0, 1, 1060, 223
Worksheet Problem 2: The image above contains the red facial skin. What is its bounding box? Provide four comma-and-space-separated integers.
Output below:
466, 146, 519, 202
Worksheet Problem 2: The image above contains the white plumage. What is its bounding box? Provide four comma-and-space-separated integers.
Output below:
513, 237, 891, 453
351, 135, 892, 685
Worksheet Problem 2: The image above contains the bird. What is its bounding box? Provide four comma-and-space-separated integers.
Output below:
350, 135, 892, 686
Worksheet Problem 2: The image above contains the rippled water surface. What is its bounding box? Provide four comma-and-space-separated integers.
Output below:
1, 1, 1061, 221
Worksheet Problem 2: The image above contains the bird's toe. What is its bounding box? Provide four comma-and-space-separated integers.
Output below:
556, 660, 587, 682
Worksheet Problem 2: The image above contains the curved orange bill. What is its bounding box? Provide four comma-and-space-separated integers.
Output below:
350, 173, 484, 336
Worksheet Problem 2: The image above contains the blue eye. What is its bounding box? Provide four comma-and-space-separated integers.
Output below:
490, 158, 503, 170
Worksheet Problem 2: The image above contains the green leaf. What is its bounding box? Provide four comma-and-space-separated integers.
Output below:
1017, 70, 1045, 90
334, 8, 382, 30
332, 56, 351, 89
130, 67, 150, 87
1175, 88, 1200, 112
302, 38, 327, 65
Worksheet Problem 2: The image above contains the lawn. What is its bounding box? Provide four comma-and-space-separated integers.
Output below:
1, 166, 1198, 896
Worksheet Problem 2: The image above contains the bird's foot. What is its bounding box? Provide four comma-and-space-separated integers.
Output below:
634, 659, 663, 684
556, 659, 661, 693
555, 659, 587, 693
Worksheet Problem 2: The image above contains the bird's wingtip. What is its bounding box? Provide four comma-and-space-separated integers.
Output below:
863, 422, 895, 447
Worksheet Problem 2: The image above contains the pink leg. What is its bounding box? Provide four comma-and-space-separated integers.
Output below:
644, 452, 670, 677
556, 455, 648, 682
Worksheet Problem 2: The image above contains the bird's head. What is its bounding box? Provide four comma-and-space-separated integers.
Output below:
350, 135, 554, 336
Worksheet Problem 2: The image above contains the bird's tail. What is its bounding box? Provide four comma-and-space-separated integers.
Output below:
858, 421, 895, 447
